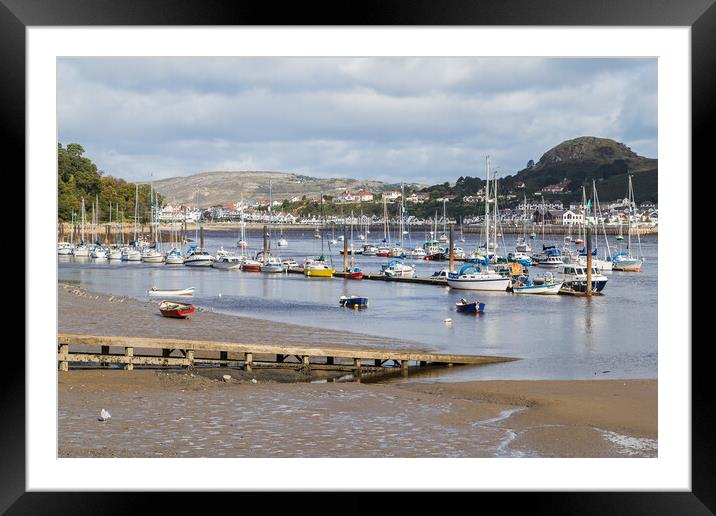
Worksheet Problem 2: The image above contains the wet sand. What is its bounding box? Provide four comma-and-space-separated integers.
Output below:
59, 369, 656, 458
59, 282, 426, 350
57, 283, 657, 458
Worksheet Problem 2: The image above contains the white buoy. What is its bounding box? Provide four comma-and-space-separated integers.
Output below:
444, 318, 453, 324
99, 409, 111, 421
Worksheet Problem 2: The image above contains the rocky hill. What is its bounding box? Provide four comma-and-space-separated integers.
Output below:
153, 170, 416, 206
506, 136, 658, 202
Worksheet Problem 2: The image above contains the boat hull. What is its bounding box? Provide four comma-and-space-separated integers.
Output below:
184, 258, 213, 267
148, 288, 195, 296
339, 296, 368, 308
512, 283, 563, 295
241, 263, 262, 272
447, 277, 511, 291
304, 269, 335, 277
142, 255, 164, 263
165, 256, 184, 265
159, 301, 195, 318
562, 280, 608, 293
455, 301, 485, 313
612, 259, 642, 272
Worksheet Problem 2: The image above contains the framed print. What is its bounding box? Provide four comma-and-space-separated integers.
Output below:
5, 0, 710, 512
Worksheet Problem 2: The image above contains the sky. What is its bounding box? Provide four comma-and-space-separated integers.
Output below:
57, 57, 657, 185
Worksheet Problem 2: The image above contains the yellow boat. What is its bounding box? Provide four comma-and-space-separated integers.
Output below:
304, 266, 335, 277
303, 259, 335, 277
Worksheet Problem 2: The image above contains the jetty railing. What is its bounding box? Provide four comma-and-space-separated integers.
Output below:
58, 333, 517, 376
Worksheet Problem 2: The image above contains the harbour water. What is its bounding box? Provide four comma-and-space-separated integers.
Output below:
58, 230, 658, 382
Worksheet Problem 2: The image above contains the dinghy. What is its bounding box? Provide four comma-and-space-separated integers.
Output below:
147, 286, 195, 297
455, 299, 486, 313
159, 300, 195, 318
339, 296, 369, 309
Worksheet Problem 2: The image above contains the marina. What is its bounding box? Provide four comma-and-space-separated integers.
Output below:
58, 230, 657, 381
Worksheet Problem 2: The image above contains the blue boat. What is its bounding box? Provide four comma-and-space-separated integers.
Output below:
339, 295, 369, 308
455, 298, 486, 313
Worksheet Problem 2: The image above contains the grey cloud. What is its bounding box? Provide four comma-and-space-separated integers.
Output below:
57, 57, 657, 183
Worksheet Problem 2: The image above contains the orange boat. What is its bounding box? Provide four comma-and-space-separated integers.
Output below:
159, 300, 195, 318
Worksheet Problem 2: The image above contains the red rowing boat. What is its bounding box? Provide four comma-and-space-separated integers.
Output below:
159, 300, 195, 318
347, 266, 364, 279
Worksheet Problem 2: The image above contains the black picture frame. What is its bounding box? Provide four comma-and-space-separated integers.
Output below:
5, 0, 709, 512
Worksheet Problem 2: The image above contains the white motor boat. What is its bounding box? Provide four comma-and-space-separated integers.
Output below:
447, 264, 511, 291
381, 260, 416, 278
261, 257, 286, 273
533, 245, 564, 267
281, 258, 299, 269
57, 242, 74, 255
361, 244, 378, 256
90, 245, 108, 259
451, 246, 466, 260
184, 247, 214, 267
408, 247, 426, 259
212, 254, 242, 270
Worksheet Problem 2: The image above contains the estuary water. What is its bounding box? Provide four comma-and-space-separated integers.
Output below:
58, 230, 657, 382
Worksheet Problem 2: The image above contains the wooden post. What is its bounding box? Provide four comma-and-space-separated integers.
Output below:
101, 345, 110, 368
220, 351, 228, 366
326, 356, 334, 365
245, 352, 253, 373
186, 349, 195, 369
343, 224, 349, 272
401, 359, 409, 377
125, 347, 134, 371
59, 344, 69, 371
302, 355, 310, 370
586, 225, 593, 297
276, 353, 285, 363
449, 225, 455, 271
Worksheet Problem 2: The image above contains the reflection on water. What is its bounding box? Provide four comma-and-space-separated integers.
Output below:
59, 231, 658, 381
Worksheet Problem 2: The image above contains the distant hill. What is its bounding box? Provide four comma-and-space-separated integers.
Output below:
153, 170, 420, 206
505, 136, 658, 202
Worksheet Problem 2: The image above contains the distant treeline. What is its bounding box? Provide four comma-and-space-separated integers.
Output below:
58, 143, 162, 223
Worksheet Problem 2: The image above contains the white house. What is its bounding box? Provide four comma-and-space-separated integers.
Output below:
561, 209, 584, 226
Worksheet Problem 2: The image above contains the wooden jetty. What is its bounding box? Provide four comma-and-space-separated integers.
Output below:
287, 267, 448, 285
58, 333, 518, 376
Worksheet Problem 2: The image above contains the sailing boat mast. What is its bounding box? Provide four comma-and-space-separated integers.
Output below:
81, 197, 85, 243
484, 156, 490, 257
133, 184, 139, 243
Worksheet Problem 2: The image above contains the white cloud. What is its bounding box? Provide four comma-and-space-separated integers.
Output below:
57, 57, 657, 183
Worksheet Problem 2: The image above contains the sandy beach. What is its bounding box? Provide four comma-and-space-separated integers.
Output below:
57, 283, 657, 458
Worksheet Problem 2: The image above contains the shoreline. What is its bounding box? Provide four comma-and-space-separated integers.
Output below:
59, 369, 656, 458
57, 282, 657, 458
57, 221, 658, 237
